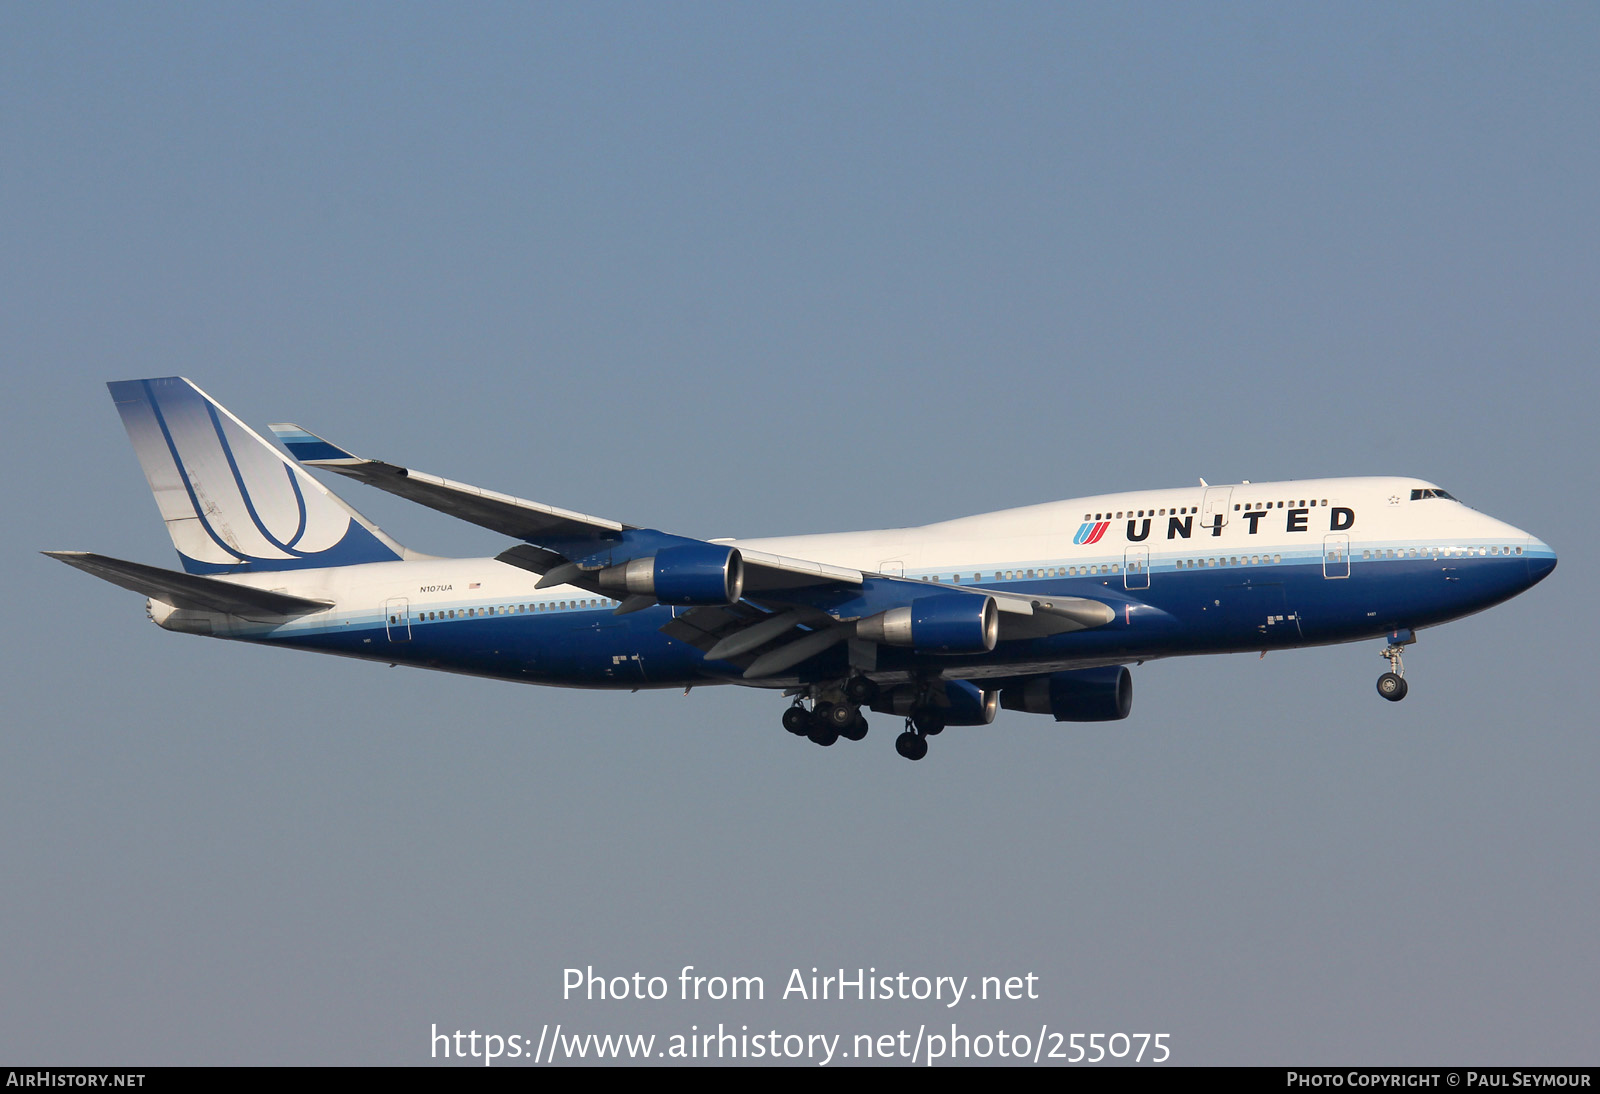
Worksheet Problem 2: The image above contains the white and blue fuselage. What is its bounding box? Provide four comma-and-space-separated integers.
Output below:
53, 379, 1554, 759
146, 477, 1552, 688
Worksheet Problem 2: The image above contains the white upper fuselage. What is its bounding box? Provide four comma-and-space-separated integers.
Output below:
730, 476, 1543, 581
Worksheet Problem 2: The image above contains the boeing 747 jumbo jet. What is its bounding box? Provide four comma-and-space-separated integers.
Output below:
50, 378, 1556, 761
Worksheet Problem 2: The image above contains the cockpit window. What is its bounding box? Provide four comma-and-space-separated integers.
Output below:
1410, 488, 1456, 501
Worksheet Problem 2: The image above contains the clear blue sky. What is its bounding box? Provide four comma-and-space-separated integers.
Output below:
3, 2, 1595, 1065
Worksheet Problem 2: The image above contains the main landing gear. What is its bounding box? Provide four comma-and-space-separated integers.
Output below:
783, 692, 869, 748
1376, 630, 1415, 702
782, 675, 954, 761
894, 725, 929, 761
892, 703, 949, 761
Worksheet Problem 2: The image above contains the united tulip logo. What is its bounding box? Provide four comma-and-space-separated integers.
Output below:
1074, 520, 1111, 545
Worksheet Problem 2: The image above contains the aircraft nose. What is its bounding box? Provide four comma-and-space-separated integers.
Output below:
1526, 541, 1557, 586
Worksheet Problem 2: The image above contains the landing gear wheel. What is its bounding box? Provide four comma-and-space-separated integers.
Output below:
911, 710, 945, 736
895, 731, 928, 761
839, 712, 868, 742
1377, 672, 1408, 702
808, 723, 840, 746
782, 706, 811, 735
845, 676, 878, 706
825, 702, 857, 730
1377, 636, 1412, 702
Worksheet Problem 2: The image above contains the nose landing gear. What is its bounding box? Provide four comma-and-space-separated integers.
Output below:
1376, 629, 1415, 702
1376, 670, 1407, 701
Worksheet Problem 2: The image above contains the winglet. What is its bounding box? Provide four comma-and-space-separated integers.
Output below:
267, 424, 362, 466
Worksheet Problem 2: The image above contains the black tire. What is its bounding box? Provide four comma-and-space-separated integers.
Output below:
827, 702, 856, 730
1377, 672, 1408, 702
782, 706, 812, 735
845, 676, 878, 706
895, 731, 928, 761
808, 724, 839, 747
839, 712, 868, 742
912, 710, 946, 736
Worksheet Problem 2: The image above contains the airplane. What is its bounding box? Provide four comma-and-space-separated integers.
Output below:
49, 377, 1557, 761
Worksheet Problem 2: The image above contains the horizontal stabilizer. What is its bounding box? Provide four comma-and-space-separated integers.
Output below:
45, 551, 332, 619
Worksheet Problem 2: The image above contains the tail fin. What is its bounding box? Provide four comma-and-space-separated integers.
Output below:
108, 377, 408, 574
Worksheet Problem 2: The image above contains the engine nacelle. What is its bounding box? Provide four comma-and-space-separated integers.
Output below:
869, 679, 997, 726
941, 679, 998, 725
598, 544, 744, 606
856, 593, 999, 654
1000, 666, 1133, 722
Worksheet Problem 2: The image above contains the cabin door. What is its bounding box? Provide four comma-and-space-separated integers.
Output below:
1322, 534, 1351, 579
1123, 547, 1150, 589
384, 597, 412, 641
1201, 487, 1233, 532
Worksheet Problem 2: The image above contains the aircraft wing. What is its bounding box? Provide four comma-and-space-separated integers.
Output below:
268, 426, 628, 542
271, 425, 866, 596
653, 582, 1114, 678
271, 425, 1113, 676
44, 551, 333, 619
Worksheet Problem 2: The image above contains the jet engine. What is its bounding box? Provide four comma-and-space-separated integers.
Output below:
598, 544, 744, 605
870, 678, 998, 726
856, 593, 999, 654
1000, 666, 1133, 722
